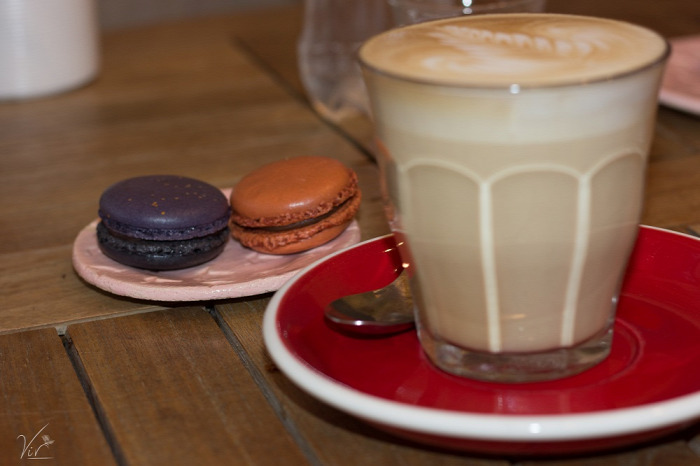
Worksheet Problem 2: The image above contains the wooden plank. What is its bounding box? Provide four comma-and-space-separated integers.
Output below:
66, 307, 308, 465
519, 440, 700, 466
0, 328, 116, 464
215, 299, 510, 466
656, 108, 700, 158
643, 155, 700, 228
0, 244, 165, 333
546, 0, 700, 37
98, 0, 298, 31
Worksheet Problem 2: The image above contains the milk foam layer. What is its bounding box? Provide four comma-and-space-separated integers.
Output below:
360, 14, 668, 86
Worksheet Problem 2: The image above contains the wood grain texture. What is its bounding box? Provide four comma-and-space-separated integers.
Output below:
519, 440, 700, 466
546, 0, 700, 37
0, 244, 166, 334
0, 12, 386, 332
98, 0, 300, 30
0, 328, 116, 465
66, 307, 308, 465
215, 299, 510, 466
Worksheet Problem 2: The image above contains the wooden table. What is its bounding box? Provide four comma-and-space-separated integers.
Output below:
1, 1, 699, 464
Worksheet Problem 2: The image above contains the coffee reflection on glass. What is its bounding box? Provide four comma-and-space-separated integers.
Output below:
359, 14, 669, 383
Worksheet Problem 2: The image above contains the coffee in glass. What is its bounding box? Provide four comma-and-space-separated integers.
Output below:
360, 14, 669, 382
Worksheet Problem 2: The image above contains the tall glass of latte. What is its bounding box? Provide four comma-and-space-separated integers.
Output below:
359, 14, 668, 382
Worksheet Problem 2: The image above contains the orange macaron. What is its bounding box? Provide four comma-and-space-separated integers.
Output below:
229, 156, 361, 254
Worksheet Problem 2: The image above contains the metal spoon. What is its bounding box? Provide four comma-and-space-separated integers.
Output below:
324, 271, 415, 335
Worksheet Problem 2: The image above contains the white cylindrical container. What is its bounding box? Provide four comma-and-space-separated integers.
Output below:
0, 0, 100, 100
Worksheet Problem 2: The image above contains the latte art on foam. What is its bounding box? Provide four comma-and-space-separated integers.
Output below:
359, 14, 668, 87
429, 25, 608, 58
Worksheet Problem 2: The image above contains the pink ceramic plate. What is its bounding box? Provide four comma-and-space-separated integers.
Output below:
264, 226, 700, 455
72, 189, 361, 301
660, 35, 700, 115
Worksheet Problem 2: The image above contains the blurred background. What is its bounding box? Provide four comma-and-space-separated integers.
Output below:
98, 0, 300, 30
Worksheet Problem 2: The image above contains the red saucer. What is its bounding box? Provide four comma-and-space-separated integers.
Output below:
263, 226, 700, 455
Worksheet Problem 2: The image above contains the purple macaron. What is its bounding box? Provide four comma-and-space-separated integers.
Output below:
97, 175, 230, 270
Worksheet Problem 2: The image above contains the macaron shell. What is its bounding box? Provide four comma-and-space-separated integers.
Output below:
230, 156, 358, 227
96, 221, 229, 270
231, 190, 361, 254
100, 175, 230, 240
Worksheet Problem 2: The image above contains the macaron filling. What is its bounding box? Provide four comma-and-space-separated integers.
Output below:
250, 197, 354, 233
99, 214, 230, 241
97, 222, 229, 255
